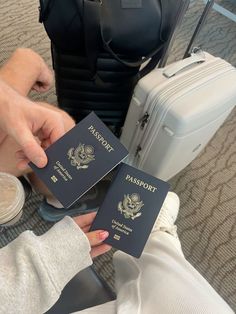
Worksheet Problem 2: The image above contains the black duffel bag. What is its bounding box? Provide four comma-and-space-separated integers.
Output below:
39, 0, 182, 130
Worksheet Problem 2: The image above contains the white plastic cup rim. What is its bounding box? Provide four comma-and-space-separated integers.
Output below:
0, 172, 25, 226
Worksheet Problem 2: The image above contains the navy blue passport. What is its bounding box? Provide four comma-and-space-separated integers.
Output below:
29, 112, 128, 208
91, 163, 170, 258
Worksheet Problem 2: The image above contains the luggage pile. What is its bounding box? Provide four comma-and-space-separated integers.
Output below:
39, 0, 236, 180
39, 0, 183, 132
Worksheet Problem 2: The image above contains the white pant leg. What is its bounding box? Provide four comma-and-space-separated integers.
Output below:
74, 231, 234, 314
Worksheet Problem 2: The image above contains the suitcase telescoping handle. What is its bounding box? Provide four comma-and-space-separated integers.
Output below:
183, 0, 215, 58
163, 53, 205, 78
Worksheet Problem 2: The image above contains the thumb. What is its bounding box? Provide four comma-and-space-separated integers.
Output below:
12, 126, 48, 168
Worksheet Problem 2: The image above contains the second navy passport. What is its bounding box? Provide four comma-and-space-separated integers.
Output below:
91, 163, 170, 258
29, 112, 128, 208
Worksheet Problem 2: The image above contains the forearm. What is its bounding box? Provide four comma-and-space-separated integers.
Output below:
0, 79, 32, 133
0, 48, 44, 96
0, 84, 7, 142
0, 79, 19, 132
0, 217, 92, 314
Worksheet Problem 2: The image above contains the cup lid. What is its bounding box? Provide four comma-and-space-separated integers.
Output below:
0, 172, 25, 224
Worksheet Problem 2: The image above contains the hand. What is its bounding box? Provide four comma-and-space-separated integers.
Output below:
0, 48, 54, 95
31, 59, 53, 93
36, 102, 76, 133
0, 82, 66, 169
14, 102, 65, 169
73, 212, 112, 258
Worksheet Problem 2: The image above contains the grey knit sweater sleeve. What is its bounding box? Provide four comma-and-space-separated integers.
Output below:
0, 216, 92, 314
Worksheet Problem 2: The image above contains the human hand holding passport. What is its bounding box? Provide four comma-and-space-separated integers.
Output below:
29, 112, 128, 208
90, 163, 170, 258
30, 112, 170, 258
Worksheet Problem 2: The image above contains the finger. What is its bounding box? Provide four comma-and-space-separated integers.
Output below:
17, 159, 30, 171
11, 126, 47, 168
41, 139, 51, 150
80, 221, 99, 233
73, 212, 97, 228
0, 133, 7, 143
81, 225, 92, 233
16, 143, 49, 162
90, 244, 112, 259
86, 230, 109, 247
15, 150, 26, 160
32, 82, 51, 93
49, 121, 65, 144
42, 114, 65, 144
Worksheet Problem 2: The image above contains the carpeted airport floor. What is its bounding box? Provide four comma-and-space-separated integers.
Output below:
0, 0, 235, 311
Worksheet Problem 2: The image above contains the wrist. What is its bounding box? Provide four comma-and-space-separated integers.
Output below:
0, 80, 31, 130
0, 79, 12, 119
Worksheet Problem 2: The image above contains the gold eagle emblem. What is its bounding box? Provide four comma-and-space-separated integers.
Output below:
118, 193, 144, 220
67, 143, 95, 170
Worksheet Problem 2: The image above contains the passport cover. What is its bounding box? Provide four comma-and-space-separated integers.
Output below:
29, 112, 128, 208
90, 163, 170, 258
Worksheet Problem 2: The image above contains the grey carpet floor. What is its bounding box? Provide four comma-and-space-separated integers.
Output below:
0, 0, 235, 312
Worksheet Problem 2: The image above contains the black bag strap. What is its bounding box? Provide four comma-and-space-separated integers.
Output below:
40, 0, 172, 80
101, 29, 164, 68
81, 0, 141, 85
99, 0, 165, 68
83, 0, 101, 77
138, 47, 164, 79
81, 0, 166, 80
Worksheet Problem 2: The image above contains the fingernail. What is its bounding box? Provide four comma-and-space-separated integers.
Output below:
99, 231, 109, 240
35, 156, 47, 168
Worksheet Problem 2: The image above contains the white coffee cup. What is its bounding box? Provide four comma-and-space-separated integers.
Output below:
0, 172, 25, 226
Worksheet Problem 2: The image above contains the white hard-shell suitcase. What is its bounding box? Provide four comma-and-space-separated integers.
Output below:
120, 52, 236, 181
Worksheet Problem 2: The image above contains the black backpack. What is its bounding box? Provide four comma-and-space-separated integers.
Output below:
39, 0, 182, 132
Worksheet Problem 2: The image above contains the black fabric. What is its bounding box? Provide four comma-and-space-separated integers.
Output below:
83, 0, 102, 77
52, 44, 139, 129
98, 0, 163, 57
40, 0, 182, 70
